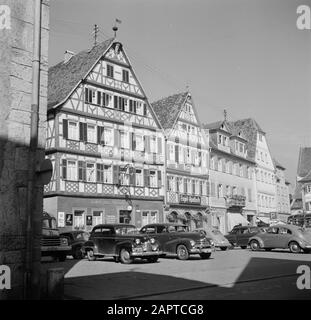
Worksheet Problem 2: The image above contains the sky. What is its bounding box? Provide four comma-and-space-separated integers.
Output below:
49, 0, 311, 189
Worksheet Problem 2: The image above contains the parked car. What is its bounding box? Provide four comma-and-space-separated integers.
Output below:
140, 223, 214, 260
41, 211, 71, 261
194, 228, 230, 251
225, 225, 262, 249
248, 224, 311, 253
81, 224, 162, 264
60, 231, 89, 259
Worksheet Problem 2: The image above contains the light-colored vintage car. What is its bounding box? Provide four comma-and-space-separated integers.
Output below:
193, 228, 230, 251
248, 224, 311, 253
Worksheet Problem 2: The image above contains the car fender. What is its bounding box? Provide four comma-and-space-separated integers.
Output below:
287, 237, 305, 248
166, 238, 193, 252
115, 240, 133, 254
248, 236, 264, 248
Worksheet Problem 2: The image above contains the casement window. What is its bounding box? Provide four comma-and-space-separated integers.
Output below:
78, 161, 86, 181
168, 144, 174, 161
74, 210, 85, 229
143, 104, 148, 117
217, 158, 222, 172
149, 136, 157, 153
136, 101, 143, 115
226, 185, 231, 197
167, 176, 174, 191
120, 166, 129, 185
239, 143, 244, 153
129, 100, 137, 113
115, 96, 127, 111
87, 124, 96, 144
67, 160, 77, 181
122, 69, 129, 83
142, 210, 158, 225
103, 165, 112, 184
85, 88, 95, 104
183, 178, 188, 194
149, 170, 157, 188
92, 211, 103, 225
103, 128, 113, 146
239, 165, 243, 177
200, 181, 203, 196
86, 163, 95, 182
135, 169, 143, 187
68, 121, 79, 140
192, 180, 195, 195
101, 92, 112, 108
135, 134, 144, 151
96, 163, 104, 182
107, 64, 114, 78
119, 131, 126, 149
217, 184, 223, 198
210, 158, 215, 170
61, 159, 67, 179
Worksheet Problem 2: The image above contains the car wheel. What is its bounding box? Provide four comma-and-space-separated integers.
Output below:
176, 244, 189, 260
200, 253, 211, 259
250, 240, 260, 251
147, 257, 159, 263
289, 241, 301, 253
220, 247, 228, 251
73, 246, 83, 259
119, 248, 133, 264
240, 246, 247, 249
58, 253, 67, 262
87, 250, 96, 261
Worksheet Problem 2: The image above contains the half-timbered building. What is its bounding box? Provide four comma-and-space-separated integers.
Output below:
45, 38, 165, 231
152, 92, 210, 230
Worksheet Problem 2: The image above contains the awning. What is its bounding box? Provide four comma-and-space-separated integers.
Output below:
227, 213, 250, 231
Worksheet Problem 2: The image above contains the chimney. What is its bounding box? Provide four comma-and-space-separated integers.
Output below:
64, 50, 75, 63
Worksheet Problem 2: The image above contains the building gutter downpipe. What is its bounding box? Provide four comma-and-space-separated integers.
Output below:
25, 0, 42, 300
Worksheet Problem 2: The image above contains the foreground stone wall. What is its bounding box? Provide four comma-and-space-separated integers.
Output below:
0, 0, 49, 299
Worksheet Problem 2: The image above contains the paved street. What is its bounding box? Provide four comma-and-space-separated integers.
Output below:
41, 248, 311, 300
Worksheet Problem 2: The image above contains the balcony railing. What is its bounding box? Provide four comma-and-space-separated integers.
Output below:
226, 195, 246, 208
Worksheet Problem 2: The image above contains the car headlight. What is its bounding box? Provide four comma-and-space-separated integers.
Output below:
135, 238, 141, 245
190, 240, 196, 247
150, 238, 156, 244
60, 237, 68, 246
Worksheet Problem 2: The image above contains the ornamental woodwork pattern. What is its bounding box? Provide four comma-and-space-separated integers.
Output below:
134, 187, 144, 197
149, 188, 159, 197
67, 140, 79, 151
85, 183, 97, 193
85, 143, 98, 153
102, 184, 114, 194
66, 181, 79, 193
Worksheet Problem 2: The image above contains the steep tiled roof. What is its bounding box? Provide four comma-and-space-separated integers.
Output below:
297, 147, 311, 180
202, 121, 223, 131
48, 38, 115, 109
229, 118, 262, 160
151, 92, 189, 130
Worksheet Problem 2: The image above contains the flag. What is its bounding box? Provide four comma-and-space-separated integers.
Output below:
116, 18, 122, 24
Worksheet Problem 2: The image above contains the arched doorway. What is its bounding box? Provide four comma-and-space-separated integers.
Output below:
184, 212, 192, 230
195, 212, 203, 229
167, 211, 178, 223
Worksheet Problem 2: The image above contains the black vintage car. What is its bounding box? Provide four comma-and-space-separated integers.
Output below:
60, 231, 89, 259
81, 224, 162, 264
225, 225, 263, 249
140, 223, 214, 260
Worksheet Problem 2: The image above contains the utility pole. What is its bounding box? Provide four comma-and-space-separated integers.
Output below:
25, 0, 42, 299
93, 24, 99, 46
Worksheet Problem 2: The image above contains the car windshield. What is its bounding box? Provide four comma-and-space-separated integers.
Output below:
115, 226, 138, 235
75, 232, 89, 241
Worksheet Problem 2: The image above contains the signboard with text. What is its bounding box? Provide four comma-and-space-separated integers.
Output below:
179, 194, 201, 205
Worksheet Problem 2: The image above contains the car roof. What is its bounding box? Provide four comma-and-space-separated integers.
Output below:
143, 223, 187, 227
61, 230, 87, 235
92, 224, 136, 229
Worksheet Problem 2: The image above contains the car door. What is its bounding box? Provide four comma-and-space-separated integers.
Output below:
273, 227, 292, 248
262, 227, 279, 248
155, 225, 173, 252
236, 228, 250, 247
226, 228, 238, 244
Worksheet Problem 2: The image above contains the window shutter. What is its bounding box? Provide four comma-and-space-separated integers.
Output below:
113, 165, 120, 185
175, 145, 179, 163
132, 133, 136, 150
61, 159, 67, 179
114, 96, 118, 109
129, 169, 135, 186
206, 181, 210, 196
157, 171, 162, 187
63, 119, 68, 139
79, 123, 84, 141
143, 104, 147, 116
78, 161, 84, 181
211, 182, 215, 197
144, 136, 150, 153
97, 126, 103, 145
114, 129, 119, 148
83, 123, 87, 142
85, 88, 89, 103
97, 91, 101, 105
89, 89, 93, 104
157, 137, 162, 154
144, 169, 150, 187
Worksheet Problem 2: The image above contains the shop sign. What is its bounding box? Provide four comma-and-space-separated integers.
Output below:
179, 194, 201, 205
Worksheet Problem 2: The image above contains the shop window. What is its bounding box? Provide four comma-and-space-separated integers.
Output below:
119, 210, 131, 224
74, 210, 85, 230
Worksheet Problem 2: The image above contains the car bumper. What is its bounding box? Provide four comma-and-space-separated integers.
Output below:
189, 247, 212, 254
131, 251, 163, 257
41, 246, 71, 253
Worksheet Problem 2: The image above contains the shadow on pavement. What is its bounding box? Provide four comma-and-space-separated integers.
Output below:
63, 256, 311, 300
